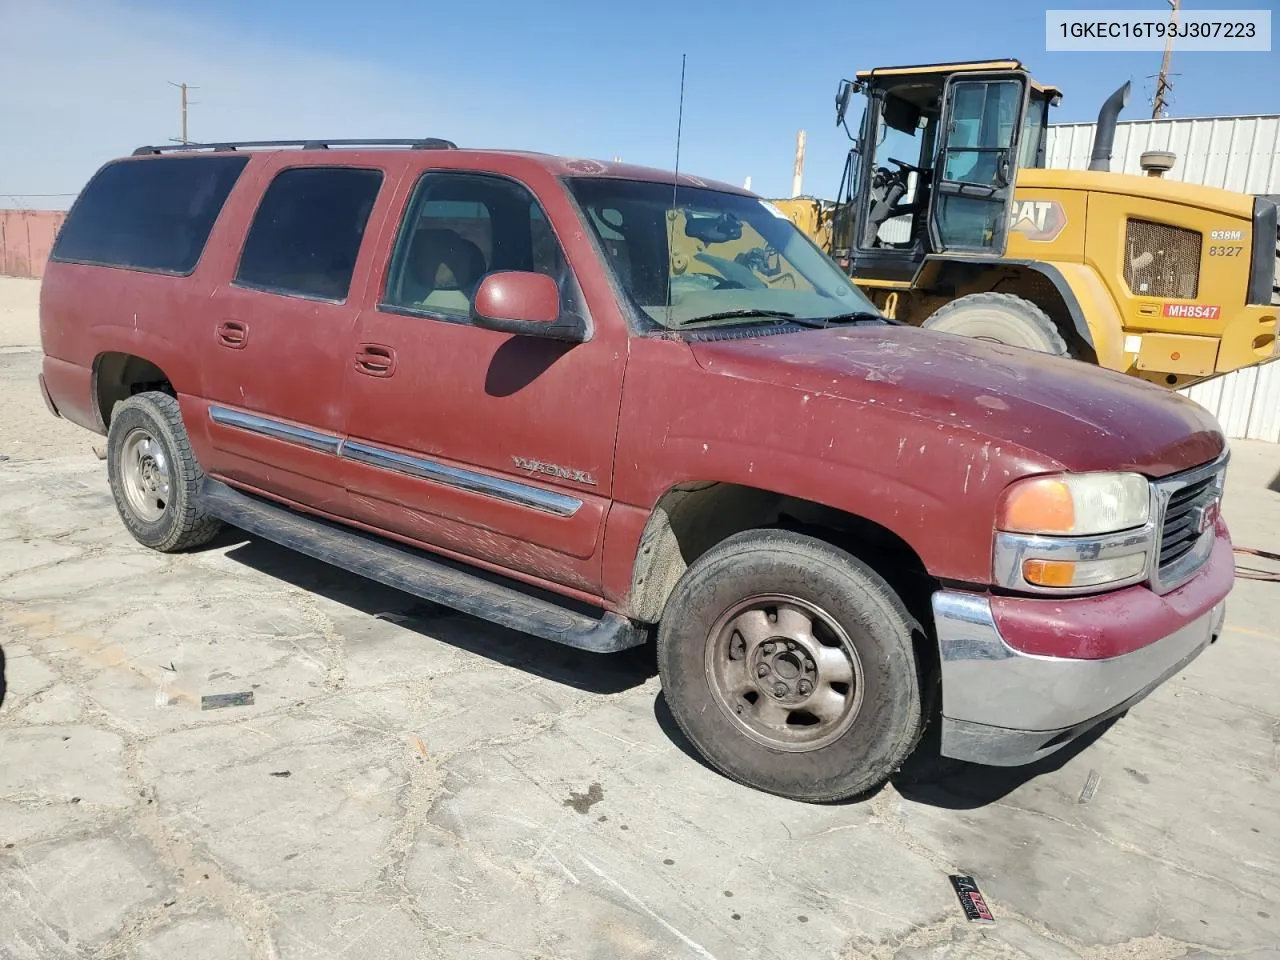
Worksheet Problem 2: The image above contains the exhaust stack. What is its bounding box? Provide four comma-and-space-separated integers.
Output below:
1089, 81, 1132, 172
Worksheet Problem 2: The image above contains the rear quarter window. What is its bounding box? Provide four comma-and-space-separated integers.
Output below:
51, 155, 250, 275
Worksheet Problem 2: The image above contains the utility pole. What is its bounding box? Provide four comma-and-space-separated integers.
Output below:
791, 129, 807, 197
1151, 0, 1178, 118
168, 81, 199, 143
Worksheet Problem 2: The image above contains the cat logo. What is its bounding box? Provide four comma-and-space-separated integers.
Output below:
1008, 199, 1067, 242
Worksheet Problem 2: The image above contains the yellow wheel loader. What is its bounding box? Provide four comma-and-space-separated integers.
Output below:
771, 60, 1279, 388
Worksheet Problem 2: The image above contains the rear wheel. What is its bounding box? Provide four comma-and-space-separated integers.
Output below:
657, 529, 924, 802
106, 391, 221, 552
922, 292, 1070, 356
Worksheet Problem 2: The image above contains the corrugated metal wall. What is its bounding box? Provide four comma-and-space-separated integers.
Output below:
1045, 114, 1280, 194
1046, 115, 1280, 442
0, 209, 67, 279
1180, 363, 1280, 444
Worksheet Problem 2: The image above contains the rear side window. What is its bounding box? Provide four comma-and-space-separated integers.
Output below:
51, 155, 249, 275
235, 167, 384, 301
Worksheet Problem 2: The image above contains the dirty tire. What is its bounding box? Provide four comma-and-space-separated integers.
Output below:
922, 292, 1070, 356
106, 391, 221, 552
657, 529, 923, 803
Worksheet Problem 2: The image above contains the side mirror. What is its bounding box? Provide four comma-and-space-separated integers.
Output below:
470, 271, 587, 343
835, 81, 853, 128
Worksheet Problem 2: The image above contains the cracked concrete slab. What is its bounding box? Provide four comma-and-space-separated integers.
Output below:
133, 914, 254, 960
0, 338, 1278, 959
1, 834, 171, 950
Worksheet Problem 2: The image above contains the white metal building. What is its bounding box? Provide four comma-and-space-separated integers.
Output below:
1045, 115, 1280, 443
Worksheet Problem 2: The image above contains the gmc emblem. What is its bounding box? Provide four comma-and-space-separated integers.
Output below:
1193, 500, 1221, 534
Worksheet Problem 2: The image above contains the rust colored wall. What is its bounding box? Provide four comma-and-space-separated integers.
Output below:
0, 210, 67, 278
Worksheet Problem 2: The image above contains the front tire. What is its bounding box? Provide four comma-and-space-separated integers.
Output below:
106, 391, 221, 552
657, 530, 924, 802
922, 292, 1070, 356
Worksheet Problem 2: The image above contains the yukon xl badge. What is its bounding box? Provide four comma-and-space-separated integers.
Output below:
512, 456, 597, 486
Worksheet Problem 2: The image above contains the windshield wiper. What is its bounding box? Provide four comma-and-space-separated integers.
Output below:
808, 310, 891, 326
676, 309, 807, 328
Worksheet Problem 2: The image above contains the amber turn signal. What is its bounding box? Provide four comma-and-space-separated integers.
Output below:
999, 477, 1075, 534
1022, 559, 1077, 587
1022, 553, 1148, 589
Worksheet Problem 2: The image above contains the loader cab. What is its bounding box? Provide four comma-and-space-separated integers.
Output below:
831, 60, 1059, 283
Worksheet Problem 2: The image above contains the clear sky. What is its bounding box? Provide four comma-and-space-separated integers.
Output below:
2, 0, 1276, 208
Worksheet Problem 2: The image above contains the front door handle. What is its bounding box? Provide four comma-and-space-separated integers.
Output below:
354, 343, 397, 377
216, 320, 249, 348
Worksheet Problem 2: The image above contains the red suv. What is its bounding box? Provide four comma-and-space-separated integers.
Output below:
38, 139, 1233, 802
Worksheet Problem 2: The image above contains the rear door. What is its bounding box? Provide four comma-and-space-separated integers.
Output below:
927, 73, 1028, 255
197, 155, 397, 513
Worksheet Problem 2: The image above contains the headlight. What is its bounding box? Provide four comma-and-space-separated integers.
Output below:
993, 471, 1157, 594
997, 472, 1150, 536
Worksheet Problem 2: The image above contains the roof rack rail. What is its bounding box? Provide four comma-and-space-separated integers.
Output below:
131, 138, 457, 156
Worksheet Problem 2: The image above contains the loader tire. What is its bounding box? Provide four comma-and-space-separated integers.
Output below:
922, 292, 1071, 357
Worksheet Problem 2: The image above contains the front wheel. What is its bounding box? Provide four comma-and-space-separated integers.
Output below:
657, 530, 924, 802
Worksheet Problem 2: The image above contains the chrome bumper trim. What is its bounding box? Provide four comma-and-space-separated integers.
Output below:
932, 589, 1224, 767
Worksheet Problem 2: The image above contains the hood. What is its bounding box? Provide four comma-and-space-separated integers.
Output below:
689, 324, 1224, 478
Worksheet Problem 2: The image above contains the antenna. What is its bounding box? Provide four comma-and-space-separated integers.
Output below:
1151, 0, 1179, 118
664, 53, 687, 328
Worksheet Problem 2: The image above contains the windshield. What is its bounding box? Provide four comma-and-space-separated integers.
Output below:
565, 177, 883, 330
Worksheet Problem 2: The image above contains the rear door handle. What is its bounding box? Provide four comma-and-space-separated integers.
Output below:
354, 343, 397, 377
217, 320, 249, 348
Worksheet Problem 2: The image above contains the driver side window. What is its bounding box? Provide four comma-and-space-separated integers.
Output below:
380, 172, 568, 322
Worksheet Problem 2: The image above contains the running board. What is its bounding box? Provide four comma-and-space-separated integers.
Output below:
198, 479, 648, 653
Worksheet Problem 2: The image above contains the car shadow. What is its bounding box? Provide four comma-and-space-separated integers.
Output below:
1270, 466, 1280, 495
653, 688, 1117, 808
199, 530, 1116, 807
209, 530, 656, 697
890, 715, 1119, 809
0, 642, 7, 710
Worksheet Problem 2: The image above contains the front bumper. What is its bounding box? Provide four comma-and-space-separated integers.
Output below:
933, 531, 1233, 767
1217, 303, 1278, 374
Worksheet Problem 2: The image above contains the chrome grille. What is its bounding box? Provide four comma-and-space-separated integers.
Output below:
1159, 475, 1217, 567
1124, 219, 1201, 300
1150, 454, 1227, 593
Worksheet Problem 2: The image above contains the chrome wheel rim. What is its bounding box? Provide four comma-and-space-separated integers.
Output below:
120, 428, 171, 523
704, 594, 864, 753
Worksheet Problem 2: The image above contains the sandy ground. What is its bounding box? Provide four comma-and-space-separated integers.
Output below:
0, 279, 91, 461
2, 274, 1279, 959
1, 277, 41, 348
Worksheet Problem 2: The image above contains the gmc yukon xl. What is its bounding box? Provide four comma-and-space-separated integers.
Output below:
38, 138, 1234, 802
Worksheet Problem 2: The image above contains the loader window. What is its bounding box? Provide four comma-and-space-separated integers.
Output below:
1020, 92, 1049, 168
941, 80, 1022, 186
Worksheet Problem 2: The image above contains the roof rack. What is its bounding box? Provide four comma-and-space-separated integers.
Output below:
131, 138, 457, 156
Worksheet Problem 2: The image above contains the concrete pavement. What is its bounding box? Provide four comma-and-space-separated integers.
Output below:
1, 341, 1278, 959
